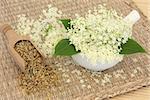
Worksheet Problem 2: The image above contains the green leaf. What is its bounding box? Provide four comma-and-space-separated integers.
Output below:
60, 19, 71, 30
120, 39, 146, 54
54, 39, 79, 56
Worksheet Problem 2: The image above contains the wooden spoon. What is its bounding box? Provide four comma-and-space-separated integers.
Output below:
0, 24, 45, 71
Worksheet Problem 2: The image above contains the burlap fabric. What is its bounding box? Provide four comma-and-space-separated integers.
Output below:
0, 0, 150, 99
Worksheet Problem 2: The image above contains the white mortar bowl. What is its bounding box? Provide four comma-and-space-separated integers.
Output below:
72, 10, 141, 71
72, 53, 123, 71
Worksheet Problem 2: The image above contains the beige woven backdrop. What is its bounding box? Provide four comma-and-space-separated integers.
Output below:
0, 0, 150, 100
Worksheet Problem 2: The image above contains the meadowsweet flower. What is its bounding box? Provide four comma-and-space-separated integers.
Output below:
15, 5, 66, 57
68, 5, 132, 64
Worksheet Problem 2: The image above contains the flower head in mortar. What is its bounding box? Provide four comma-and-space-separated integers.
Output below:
67, 5, 133, 64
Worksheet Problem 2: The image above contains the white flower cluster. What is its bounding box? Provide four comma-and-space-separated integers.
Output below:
15, 5, 66, 57
68, 5, 132, 63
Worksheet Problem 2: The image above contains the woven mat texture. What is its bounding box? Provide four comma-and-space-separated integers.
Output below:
0, 0, 150, 100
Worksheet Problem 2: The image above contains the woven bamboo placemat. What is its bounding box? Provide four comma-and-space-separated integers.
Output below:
0, 0, 150, 100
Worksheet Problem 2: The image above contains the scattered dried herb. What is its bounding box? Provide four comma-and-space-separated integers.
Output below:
14, 40, 58, 94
